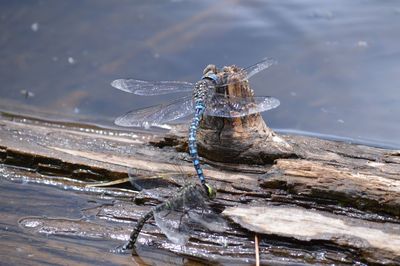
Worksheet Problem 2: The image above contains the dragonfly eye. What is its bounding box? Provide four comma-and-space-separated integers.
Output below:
202, 72, 218, 83
203, 64, 218, 75
203, 183, 217, 199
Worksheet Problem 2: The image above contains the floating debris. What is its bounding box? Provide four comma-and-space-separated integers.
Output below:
356, 41, 368, 48
31, 22, 39, 32
20, 89, 35, 99
68, 57, 76, 64
325, 41, 339, 46
310, 10, 334, 20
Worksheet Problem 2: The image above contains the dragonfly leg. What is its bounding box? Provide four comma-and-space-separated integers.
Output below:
178, 212, 187, 232
177, 205, 195, 233
161, 209, 172, 218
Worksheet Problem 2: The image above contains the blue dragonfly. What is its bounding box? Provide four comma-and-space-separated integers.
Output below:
111, 58, 280, 189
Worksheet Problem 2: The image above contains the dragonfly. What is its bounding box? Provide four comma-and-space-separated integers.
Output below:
120, 173, 225, 254
111, 58, 280, 188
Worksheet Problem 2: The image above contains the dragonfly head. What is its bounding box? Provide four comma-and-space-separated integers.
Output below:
203, 183, 217, 199
202, 64, 219, 84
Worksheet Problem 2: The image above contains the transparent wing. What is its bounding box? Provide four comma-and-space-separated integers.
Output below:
204, 93, 280, 117
219, 58, 277, 86
153, 184, 224, 245
242, 57, 277, 80
111, 79, 194, 96
154, 209, 190, 245
115, 95, 194, 128
111, 58, 275, 95
188, 211, 227, 233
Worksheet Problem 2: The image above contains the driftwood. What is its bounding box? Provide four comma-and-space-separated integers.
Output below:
0, 63, 399, 265
1, 109, 399, 265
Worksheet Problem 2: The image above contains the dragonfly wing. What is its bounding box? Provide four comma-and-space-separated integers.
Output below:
242, 58, 277, 80
154, 209, 190, 245
204, 93, 280, 118
189, 211, 227, 233
111, 79, 194, 96
218, 58, 277, 87
115, 96, 194, 127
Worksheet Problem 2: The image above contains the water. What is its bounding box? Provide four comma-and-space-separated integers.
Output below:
0, 177, 133, 265
0, 0, 399, 148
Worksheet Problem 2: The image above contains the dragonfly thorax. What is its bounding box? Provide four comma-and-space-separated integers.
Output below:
193, 79, 215, 103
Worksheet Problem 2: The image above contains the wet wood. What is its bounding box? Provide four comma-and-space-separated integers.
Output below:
1, 112, 400, 265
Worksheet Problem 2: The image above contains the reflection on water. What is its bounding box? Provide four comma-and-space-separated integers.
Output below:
0, 0, 399, 148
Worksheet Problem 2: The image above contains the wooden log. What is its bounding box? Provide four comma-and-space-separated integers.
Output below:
261, 158, 400, 216
223, 205, 400, 264
1, 111, 400, 265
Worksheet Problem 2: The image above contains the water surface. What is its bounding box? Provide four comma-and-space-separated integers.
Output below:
0, 177, 132, 265
0, 0, 399, 147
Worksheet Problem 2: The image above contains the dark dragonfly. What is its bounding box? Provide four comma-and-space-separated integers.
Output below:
120, 181, 225, 253
111, 58, 280, 188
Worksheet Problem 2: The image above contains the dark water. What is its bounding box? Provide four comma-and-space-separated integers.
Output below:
0, 176, 132, 265
0, 0, 399, 147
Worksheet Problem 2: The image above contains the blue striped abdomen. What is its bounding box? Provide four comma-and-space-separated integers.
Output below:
189, 101, 206, 185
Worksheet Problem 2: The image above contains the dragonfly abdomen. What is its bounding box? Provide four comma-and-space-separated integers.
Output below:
123, 210, 154, 251
189, 100, 206, 185
188, 77, 218, 186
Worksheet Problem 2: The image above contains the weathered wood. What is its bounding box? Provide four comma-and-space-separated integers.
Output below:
223, 205, 400, 264
198, 64, 295, 164
261, 159, 400, 216
1, 112, 400, 265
